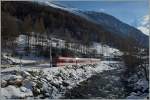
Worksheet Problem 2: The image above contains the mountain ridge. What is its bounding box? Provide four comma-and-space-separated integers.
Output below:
1, 1, 148, 52
40, 1, 149, 47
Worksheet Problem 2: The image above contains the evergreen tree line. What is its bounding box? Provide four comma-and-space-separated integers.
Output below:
1, 11, 97, 58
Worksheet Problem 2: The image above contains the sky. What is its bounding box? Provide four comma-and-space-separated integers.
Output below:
52, 0, 149, 35
54, 0, 149, 26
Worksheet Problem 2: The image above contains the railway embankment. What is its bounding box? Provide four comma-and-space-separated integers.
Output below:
63, 63, 128, 99
1, 61, 116, 99
62, 61, 149, 99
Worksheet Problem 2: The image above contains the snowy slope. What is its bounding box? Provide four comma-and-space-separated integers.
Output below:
138, 15, 150, 36
92, 43, 123, 57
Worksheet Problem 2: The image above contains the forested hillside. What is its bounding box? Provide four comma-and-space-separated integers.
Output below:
1, 1, 142, 51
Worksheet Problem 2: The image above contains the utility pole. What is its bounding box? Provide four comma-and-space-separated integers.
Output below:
48, 37, 52, 67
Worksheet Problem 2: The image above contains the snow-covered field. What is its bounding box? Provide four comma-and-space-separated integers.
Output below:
1, 61, 116, 99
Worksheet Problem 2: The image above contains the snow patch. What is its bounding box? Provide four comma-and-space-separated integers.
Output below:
1, 85, 33, 99
92, 42, 123, 56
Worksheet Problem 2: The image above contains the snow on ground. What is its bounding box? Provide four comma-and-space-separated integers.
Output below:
1, 61, 117, 99
3, 56, 36, 64
92, 42, 123, 57
3, 54, 36, 64
1, 85, 33, 99
127, 93, 148, 99
2, 53, 50, 65
126, 76, 149, 99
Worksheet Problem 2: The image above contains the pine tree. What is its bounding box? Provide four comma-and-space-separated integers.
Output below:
34, 17, 46, 56
1, 12, 19, 40
22, 15, 33, 56
22, 15, 33, 33
1, 12, 19, 52
34, 17, 45, 33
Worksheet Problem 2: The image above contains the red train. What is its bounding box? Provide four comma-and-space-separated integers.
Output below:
53, 57, 101, 67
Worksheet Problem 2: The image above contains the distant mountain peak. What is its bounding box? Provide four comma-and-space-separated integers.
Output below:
137, 15, 150, 36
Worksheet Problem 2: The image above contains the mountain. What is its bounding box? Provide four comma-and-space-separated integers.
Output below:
79, 11, 149, 46
1, 1, 148, 52
40, 1, 149, 47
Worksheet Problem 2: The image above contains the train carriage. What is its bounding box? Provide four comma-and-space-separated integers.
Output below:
53, 56, 101, 67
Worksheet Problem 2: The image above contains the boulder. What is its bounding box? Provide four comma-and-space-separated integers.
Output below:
20, 86, 27, 92
62, 81, 69, 87
1, 80, 7, 87
9, 75, 22, 81
21, 71, 30, 77
22, 79, 36, 90
7, 75, 23, 86
8, 78, 22, 86
32, 87, 41, 96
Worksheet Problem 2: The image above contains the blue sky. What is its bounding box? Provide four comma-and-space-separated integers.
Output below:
53, 0, 149, 27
